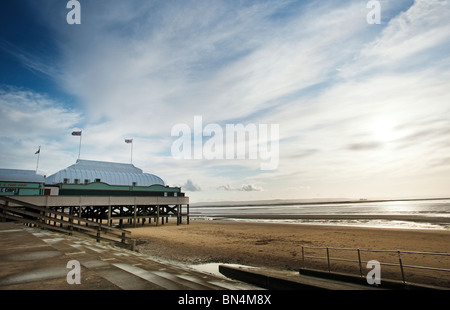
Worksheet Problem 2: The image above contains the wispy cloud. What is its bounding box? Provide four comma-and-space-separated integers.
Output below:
0, 40, 61, 80
218, 184, 262, 192
1, 0, 449, 201
0, 87, 80, 136
0, 87, 82, 171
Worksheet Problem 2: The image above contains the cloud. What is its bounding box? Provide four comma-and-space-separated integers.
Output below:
241, 184, 263, 192
346, 142, 383, 151
0, 87, 83, 173
341, 0, 450, 78
182, 179, 201, 192
430, 157, 450, 168
37, 0, 380, 130
1, 0, 450, 200
68, 0, 449, 200
0, 40, 61, 80
218, 184, 262, 192
0, 87, 81, 138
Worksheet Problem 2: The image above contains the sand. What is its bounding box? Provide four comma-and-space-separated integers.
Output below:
129, 219, 450, 288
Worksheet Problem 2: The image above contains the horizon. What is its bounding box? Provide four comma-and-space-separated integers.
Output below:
1, 0, 449, 203
189, 196, 450, 206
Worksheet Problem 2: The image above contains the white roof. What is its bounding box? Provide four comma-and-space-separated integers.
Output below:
0, 169, 45, 183
45, 160, 165, 186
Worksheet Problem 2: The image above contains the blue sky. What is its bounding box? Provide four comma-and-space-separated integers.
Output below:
1, 0, 449, 202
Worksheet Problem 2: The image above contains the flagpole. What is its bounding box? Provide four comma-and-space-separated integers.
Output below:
125, 139, 133, 164
128, 139, 133, 164
78, 131, 82, 160
35, 146, 40, 173
72, 131, 83, 160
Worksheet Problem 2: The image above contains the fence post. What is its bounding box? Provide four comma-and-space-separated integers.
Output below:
398, 251, 407, 286
39, 210, 44, 229
96, 225, 101, 242
68, 217, 73, 236
357, 249, 363, 278
326, 247, 331, 273
0, 201, 6, 222
301, 247, 305, 268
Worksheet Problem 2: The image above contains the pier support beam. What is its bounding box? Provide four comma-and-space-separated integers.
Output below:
2, 196, 189, 228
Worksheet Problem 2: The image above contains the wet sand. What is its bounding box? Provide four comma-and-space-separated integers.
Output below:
129, 219, 450, 287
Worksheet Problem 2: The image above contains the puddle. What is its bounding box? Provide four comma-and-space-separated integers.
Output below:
0, 229, 23, 233
189, 263, 256, 278
42, 237, 67, 244
0, 267, 67, 286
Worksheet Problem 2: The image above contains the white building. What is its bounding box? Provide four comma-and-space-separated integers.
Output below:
45, 159, 165, 186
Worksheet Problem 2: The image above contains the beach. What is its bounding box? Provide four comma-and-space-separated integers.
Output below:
129, 219, 450, 288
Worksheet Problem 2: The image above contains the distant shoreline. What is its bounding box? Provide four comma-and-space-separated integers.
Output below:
191, 197, 450, 208
189, 198, 450, 230
190, 213, 450, 224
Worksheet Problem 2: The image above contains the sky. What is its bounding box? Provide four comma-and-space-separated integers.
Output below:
1, 0, 449, 203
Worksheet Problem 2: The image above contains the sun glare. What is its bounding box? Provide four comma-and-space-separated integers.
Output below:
372, 117, 396, 142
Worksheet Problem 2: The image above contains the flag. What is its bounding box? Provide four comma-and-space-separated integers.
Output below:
35, 147, 40, 154
125, 139, 133, 144
72, 131, 82, 136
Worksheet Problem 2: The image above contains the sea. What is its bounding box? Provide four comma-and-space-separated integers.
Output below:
190, 199, 450, 230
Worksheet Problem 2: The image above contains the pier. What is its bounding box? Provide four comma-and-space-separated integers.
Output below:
0, 160, 190, 232
0, 195, 189, 227
0, 195, 189, 249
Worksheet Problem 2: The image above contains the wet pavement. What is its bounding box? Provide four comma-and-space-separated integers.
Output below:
0, 222, 387, 291
0, 222, 258, 290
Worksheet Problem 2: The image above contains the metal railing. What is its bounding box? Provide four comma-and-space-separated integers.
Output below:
0, 196, 134, 250
301, 246, 450, 288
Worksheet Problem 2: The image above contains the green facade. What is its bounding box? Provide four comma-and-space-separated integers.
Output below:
0, 182, 44, 196
0, 180, 183, 197
57, 182, 183, 197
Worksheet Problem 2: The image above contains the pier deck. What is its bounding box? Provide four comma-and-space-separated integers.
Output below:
1, 195, 190, 227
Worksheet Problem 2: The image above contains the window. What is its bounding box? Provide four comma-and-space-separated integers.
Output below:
63, 178, 69, 184
95, 178, 101, 182
84, 179, 90, 184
